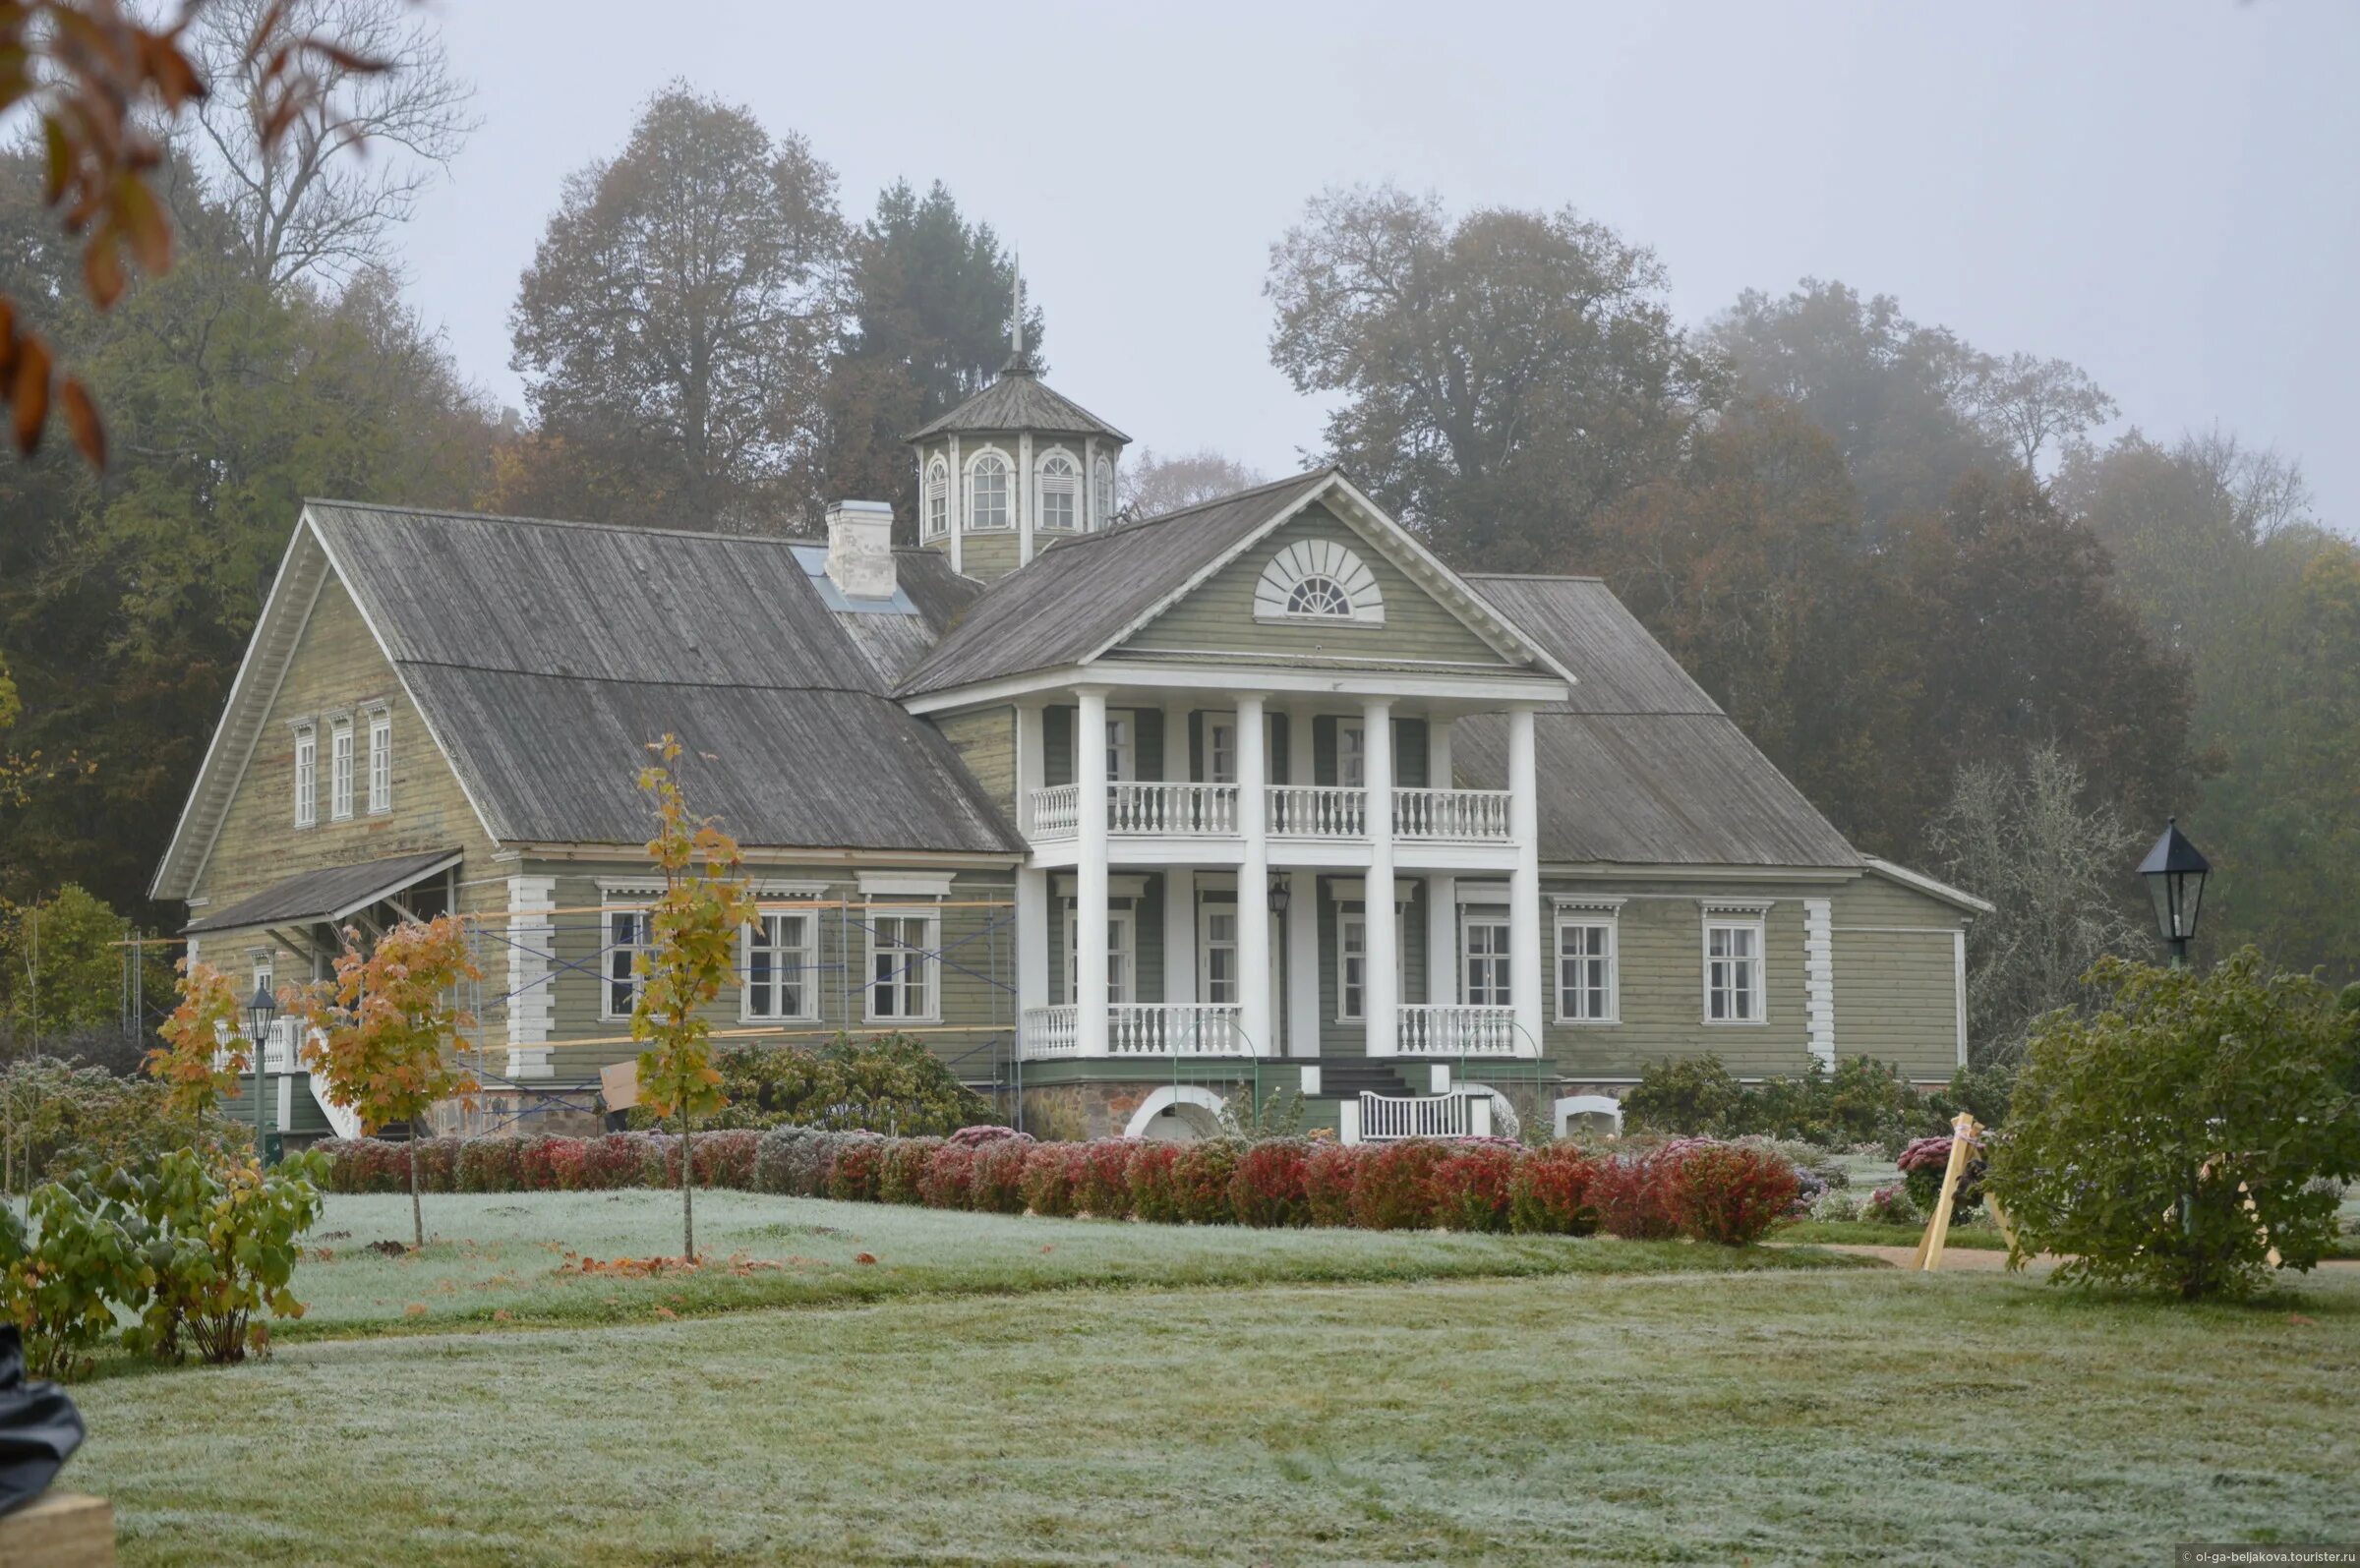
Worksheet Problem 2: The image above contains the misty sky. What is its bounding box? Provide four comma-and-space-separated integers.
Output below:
398, 1, 2360, 532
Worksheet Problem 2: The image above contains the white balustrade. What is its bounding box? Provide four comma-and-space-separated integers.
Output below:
1396, 1004, 1520, 1056
1023, 1005, 1080, 1058
1108, 782, 1239, 837
1393, 787, 1514, 842
1358, 1090, 1475, 1141
1030, 785, 1080, 840
1023, 1004, 1251, 1059
1267, 785, 1367, 839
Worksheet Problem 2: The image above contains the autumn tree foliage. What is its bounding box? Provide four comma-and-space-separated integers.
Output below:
629, 736, 757, 1259
286, 914, 481, 1249
147, 958, 246, 1126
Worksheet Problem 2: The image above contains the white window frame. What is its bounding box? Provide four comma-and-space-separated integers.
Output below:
922, 457, 949, 539
292, 723, 317, 829
603, 903, 654, 1020
1704, 914, 1767, 1025
1092, 455, 1115, 529
1201, 714, 1239, 784
327, 718, 354, 822
866, 909, 941, 1023
1336, 723, 1366, 788
1105, 713, 1137, 783
1462, 913, 1513, 1009
1199, 902, 1239, 1004
966, 450, 1013, 531
1062, 902, 1136, 1007
365, 707, 392, 815
741, 909, 819, 1022
1036, 448, 1080, 532
1554, 910, 1621, 1024
1336, 909, 1411, 1022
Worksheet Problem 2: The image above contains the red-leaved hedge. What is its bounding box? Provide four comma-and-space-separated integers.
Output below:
308, 1128, 1799, 1246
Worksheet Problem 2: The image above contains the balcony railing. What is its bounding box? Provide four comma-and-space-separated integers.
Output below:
1393, 787, 1513, 842
1032, 784, 1080, 839
1109, 782, 1239, 836
1022, 1003, 1251, 1060
1396, 1004, 1520, 1056
1266, 785, 1366, 839
1358, 1090, 1483, 1141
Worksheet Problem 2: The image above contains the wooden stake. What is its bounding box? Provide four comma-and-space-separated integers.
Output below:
1913, 1113, 1978, 1271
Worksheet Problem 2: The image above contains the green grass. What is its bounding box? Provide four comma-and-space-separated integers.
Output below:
259, 1191, 1864, 1341
69, 1257, 2360, 1565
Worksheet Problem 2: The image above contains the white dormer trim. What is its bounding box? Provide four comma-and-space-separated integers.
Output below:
1254, 538, 1385, 626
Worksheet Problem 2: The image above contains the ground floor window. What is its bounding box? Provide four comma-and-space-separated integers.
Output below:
1705, 917, 1763, 1023
1463, 915, 1512, 1008
605, 907, 652, 1018
1063, 903, 1136, 1005
868, 912, 940, 1022
1555, 916, 1618, 1022
1336, 910, 1410, 1021
743, 910, 817, 1021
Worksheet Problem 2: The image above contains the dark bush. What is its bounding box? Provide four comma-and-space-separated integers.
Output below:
1428, 1143, 1518, 1233
1169, 1138, 1243, 1225
879, 1136, 942, 1204
1020, 1143, 1087, 1217
1507, 1144, 1601, 1236
1304, 1142, 1363, 1227
456, 1136, 519, 1193
1593, 1148, 1682, 1240
917, 1141, 978, 1209
1128, 1142, 1185, 1224
1229, 1139, 1313, 1227
970, 1136, 1034, 1214
1350, 1141, 1450, 1231
1072, 1139, 1138, 1219
1663, 1141, 1799, 1246
827, 1132, 890, 1202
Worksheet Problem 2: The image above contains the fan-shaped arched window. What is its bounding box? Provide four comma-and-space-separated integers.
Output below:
923, 457, 948, 539
968, 451, 1011, 531
1037, 450, 1079, 532
1254, 538, 1384, 625
1092, 456, 1115, 531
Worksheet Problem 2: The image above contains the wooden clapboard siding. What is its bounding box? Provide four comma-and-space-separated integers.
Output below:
1117, 506, 1515, 668
934, 708, 1016, 821
1829, 876, 1969, 1082
958, 532, 1022, 582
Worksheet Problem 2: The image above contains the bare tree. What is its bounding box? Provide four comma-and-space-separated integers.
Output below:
1118, 447, 1268, 521
1929, 743, 2144, 1065
1968, 351, 2116, 478
185, 0, 478, 289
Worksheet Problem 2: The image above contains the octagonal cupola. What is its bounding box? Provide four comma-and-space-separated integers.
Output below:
906, 281, 1129, 583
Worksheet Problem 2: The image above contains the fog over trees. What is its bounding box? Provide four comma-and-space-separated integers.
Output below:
0, 68, 2351, 1053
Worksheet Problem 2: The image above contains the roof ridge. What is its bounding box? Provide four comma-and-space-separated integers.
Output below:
395, 657, 893, 700
306, 497, 820, 548
1464, 569, 1607, 584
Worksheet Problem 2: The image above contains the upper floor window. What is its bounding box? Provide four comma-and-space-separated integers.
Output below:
366, 708, 392, 814
1336, 723, 1366, 788
1205, 715, 1238, 784
923, 458, 949, 539
968, 452, 1011, 531
328, 719, 355, 822
744, 910, 817, 1021
1093, 456, 1115, 528
1704, 914, 1765, 1024
292, 723, 317, 829
1254, 539, 1385, 626
1037, 451, 1079, 532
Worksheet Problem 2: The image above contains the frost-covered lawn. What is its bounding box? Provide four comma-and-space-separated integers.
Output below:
264, 1190, 1858, 1338
70, 1260, 2360, 1566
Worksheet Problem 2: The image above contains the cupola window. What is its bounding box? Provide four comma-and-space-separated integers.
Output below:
1254, 539, 1385, 625
968, 452, 1011, 531
1037, 451, 1079, 531
923, 458, 948, 539
1093, 456, 1115, 529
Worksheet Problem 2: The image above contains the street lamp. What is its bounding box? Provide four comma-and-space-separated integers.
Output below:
245, 979, 279, 1162
1266, 877, 1291, 917
2138, 817, 2210, 968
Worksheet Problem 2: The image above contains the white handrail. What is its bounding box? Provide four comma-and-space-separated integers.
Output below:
1107, 1003, 1251, 1056
1108, 782, 1239, 836
1393, 787, 1514, 842
1030, 785, 1080, 839
1396, 1005, 1520, 1056
1267, 784, 1367, 839
1023, 1005, 1080, 1059
1359, 1090, 1474, 1142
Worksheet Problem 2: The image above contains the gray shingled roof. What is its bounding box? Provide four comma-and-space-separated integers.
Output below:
185, 848, 460, 935
906, 370, 1131, 442
898, 469, 1338, 696
1454, 575, 1858, 869
305, 503, 1021, 856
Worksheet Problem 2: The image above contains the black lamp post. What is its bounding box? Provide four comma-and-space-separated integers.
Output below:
1267, 877, 1291, 917
245, 979, 278, 1161
2138, 817, 2210, 969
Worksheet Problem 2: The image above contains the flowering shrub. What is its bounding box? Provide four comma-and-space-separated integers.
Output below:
947, 1125, 1027, 1149
546, 1135, 591, 1191
1662, 1141, 1799, 1246
410, 1137, 461, 1193
1229, 1140, 1314, 1228
917, 1141, 979, 1209
1170, 1138, 1243, 1225
1351, 1141, 1451, 1231
1020, 1143, 1087, 1218
692, 1130, 762, 1191
827, 1133, 890, 1202
1304, 1143, 1364, 1227
1863, 1183, 1919, 1226
584, 1132, 660, 1191
314, 1138, 406, 1194
880, 1137, 942, 1205
1073, 1139, 1138, 1219
755, 1128, 838, 1196
456, 1136, 519, 1193
1428, 1143, 1519, 1233
1593, 1149, 1682, 1240
1128, 1142, 1185, 1224
1785, 1162, 1829, 1217
1507, 1144, 1601, 1236
1897, 1135, 1983, 1213
970, 1136, 1035, 1214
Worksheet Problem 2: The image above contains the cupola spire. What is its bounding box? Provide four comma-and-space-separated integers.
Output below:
1002, 253, 1038, 377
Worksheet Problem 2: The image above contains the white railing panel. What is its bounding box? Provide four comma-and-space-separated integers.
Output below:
1267, 785, 1367, 839
1396, 1005, 1520, 1057
1023, 1005, 1079, 1060
1358, 1090, 1473, 1142
1392, 787, 1514, 842
1030, 785, 1080, 840
1108, 782, 1240, 837
1107, 1004, 1251, 1057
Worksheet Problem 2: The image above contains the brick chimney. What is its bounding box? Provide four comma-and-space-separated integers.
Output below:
824, 500, 897, 600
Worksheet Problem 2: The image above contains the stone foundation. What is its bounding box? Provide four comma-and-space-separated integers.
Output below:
1019, 1081, 1160, 1141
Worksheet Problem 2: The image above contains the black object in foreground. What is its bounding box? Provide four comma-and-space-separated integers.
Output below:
0, 1326, 84, 1515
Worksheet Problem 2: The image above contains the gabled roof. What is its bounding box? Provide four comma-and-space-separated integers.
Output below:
898, 469, 1573, 700
907, 369, 1130, 443
1453, 575, 1860, 870
184, 848, 461, 935
151, 504, 1023, 900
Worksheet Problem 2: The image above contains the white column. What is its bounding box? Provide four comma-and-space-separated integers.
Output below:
1363, 698, 1397, 1057
1284, 706, 1320, 1057
1507, 704, 1543, 1057
1015, 702, 1044, 838
1076, 686, 1110, 1057
1237, 693, 1271, 1056
1018, 430, 1035, 567
1017, 866, 1050, 1025
1161, 702, 1195, 1006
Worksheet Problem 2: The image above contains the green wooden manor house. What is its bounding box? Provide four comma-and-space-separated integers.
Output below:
148, 343, 1987, 1145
